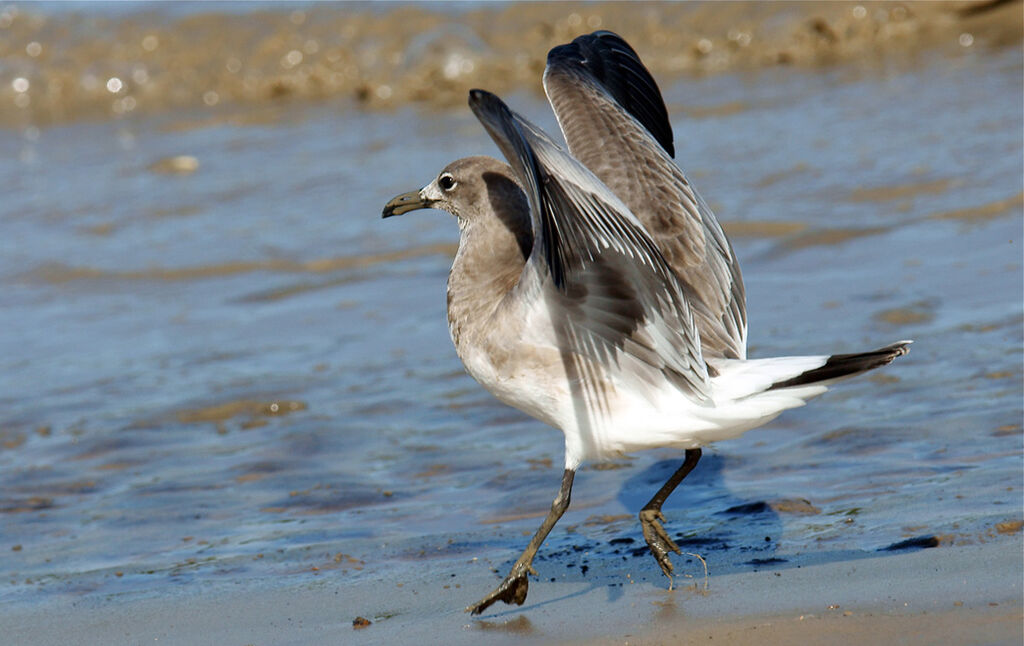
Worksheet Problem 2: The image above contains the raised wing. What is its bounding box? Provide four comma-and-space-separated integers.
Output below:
547, 31, 675, 158
468, 89, 710, 405
544, 30, 747, 360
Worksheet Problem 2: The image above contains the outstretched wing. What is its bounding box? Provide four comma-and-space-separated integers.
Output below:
544, 30, 747, 360
468, 89, 710, 405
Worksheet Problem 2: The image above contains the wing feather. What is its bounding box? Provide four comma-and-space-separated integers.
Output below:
468, 89, 710, 404
544, 30, 748, 360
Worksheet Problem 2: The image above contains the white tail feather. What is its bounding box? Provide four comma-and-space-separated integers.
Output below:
708, 355, 829, 401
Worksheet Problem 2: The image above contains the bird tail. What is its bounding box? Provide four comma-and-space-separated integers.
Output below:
766, 340, 912, 391
706, 340, 912, 403
690, 341, 911, 444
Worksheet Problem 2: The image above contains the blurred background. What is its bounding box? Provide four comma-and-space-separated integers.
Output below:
1, 0, 1021, 609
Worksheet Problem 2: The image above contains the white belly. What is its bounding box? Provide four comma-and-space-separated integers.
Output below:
459, 332, 826, 470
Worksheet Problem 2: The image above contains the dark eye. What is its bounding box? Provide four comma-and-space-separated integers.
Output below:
438, 174, 456, 191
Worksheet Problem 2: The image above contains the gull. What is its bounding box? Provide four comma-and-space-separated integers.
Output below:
383, 30, 910, 616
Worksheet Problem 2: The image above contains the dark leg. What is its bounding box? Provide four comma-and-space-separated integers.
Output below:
467, 468, 575, 615
638, 448, 702, 582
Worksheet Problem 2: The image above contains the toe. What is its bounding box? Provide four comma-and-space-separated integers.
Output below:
467, 571, 530, 615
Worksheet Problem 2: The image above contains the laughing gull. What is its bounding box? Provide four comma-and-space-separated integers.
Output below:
383, 30, 910, 616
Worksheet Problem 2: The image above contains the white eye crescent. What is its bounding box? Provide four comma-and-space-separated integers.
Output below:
438, 174, 457, 191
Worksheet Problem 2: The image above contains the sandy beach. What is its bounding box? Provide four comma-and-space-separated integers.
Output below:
4, 539, 1020, 644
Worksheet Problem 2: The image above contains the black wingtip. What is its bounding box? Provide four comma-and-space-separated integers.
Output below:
548, 30, 675, 158
468, 88, 509, 115
467, 88, 489, 104
467, 88, 509, 126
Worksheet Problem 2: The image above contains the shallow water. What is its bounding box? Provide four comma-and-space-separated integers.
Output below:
1, 5, 1022, 613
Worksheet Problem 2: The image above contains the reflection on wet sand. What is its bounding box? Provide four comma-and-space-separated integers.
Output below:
775, 226, 892, 252
927, 190, 1023, 224
874, 303, 936, 326
147, 155, 200, 175
24, 185, 1019, 302
474, 615, 536, 635
723, 220, 807, 238
27, 241, 457, 284
849, 177, 953, 203
176, 398, 306, 433
743, 189, 1022, 255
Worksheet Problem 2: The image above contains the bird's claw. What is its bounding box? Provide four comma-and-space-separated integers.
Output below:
639, 508, 680, 579
466, 562, 532, 615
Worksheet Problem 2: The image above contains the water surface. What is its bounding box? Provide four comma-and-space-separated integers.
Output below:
1, 3, 1021, 613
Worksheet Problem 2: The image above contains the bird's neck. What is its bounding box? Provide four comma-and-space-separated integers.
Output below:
447, 217, 531, 350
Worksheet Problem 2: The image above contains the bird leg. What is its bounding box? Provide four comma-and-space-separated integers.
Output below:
467, 468, 575, 615
638, 448, 702, 583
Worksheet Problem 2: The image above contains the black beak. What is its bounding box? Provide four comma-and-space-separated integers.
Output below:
382, 189, 429, 218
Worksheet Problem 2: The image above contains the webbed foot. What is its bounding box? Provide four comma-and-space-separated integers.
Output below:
466, 562, 536, 615
639, 508, 680, 580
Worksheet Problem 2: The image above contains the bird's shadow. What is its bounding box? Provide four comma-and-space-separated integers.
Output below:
615, 454, 787, 569
468, 452, 940, 621
468, 579, 615, 625
469, 453, 786, 621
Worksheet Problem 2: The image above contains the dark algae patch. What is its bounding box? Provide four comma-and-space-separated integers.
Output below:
881, 536, 941, 551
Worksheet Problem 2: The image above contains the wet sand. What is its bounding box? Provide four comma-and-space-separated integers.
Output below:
3, 540, 1020, 645
2, 1, 1021, 126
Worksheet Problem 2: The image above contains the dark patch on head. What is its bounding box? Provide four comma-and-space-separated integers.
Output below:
483, 170, 533, 261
